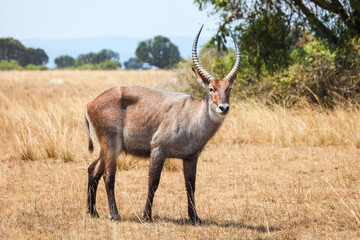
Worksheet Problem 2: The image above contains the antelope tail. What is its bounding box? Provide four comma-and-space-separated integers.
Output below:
85, 110, 94, 153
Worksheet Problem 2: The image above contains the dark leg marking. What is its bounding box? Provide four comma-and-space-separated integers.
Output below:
87, 151, 104, 218
142, 149, 165, 222
183, 157, 202, 225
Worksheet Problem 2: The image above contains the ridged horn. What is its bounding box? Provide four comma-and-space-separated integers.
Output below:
225, 30, 241, 83
192, 25, 214, 82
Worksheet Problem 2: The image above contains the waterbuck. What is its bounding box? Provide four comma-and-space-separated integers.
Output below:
85, 25, 241, 224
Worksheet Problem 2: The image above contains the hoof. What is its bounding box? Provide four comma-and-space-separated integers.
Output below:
190, 216, 202, 225
88, 209, 100, 218
110, 214, 121, 222
141, 212, 152, 223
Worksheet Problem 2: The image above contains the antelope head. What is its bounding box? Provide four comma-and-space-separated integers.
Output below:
192, 25, 241, 117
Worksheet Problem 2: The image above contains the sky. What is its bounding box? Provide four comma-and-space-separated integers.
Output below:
0, 0, 219, 40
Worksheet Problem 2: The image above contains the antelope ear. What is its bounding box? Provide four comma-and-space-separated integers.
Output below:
192, 67, 206, 88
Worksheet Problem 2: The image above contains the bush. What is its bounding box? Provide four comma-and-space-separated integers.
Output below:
73, 61, 120, 70
99, 60, 120, 70
75, 64, 99, 70
0, 59, 23, 70
246, 37, 360, 107
0, 60, 48, 71
285, 38, 360, 106
24, 64, 47, 70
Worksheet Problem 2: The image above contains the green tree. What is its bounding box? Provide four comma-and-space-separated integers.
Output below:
55, 55, 75, 68
0, 38, 48, 66
124, 57, 143, 69
0, 38, 26, 65
94, 49, 119, 63
24, 48, 48, 66
76, 52, 96, 65
195, 0, 360, 46
194, 0, 360, 74
135, 36, 181, 69
75, 49, 121, 67
240, 12, 294, 74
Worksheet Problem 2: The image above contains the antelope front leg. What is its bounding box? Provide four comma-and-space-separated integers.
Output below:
142, 149, 165, 222
183, 157, 202, 224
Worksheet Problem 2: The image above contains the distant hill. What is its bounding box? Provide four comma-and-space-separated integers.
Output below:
21, 36, 210, 68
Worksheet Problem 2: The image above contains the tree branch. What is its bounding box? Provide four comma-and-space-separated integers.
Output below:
291, 0, 338, 43
311, 0, 353, 29
311, 0, 343, 14
216, 8, 240, 36
349, 0, 360, 35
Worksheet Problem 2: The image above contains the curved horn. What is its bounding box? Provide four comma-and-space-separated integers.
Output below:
225, 30, 241, 83
192, 25, 214, 82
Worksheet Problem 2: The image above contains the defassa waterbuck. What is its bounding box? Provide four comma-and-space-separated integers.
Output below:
85, 25, 241, 224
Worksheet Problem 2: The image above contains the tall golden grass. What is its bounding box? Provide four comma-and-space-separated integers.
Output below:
0, 71, 172, 163
1, 70, 360, 239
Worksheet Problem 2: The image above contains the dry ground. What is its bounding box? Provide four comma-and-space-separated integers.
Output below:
0, 70, 360, 239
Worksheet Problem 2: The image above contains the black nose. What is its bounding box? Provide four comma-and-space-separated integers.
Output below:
219, 104, 230, 113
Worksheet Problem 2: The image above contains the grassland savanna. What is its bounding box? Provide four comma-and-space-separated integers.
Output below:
1, 70, 360, 239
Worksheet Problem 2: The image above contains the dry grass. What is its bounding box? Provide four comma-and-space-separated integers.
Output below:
1, 70, 360, 239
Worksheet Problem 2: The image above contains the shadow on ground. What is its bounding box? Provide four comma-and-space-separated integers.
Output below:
120, 215, 281, 233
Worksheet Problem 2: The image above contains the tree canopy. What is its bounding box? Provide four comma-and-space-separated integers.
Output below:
194, 0, 360, 74
195, 0, 360, 47
54, 49, 121, 69
75, 49, 120, 67
0, 38, 48, 66
95, 49, 119, 63
124, 57, 144, 70
55, 55, 75, 68
24, 48, 48, 66
135, 36, 181, 69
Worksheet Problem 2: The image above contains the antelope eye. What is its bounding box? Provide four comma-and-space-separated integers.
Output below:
209, 86, 216, 93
